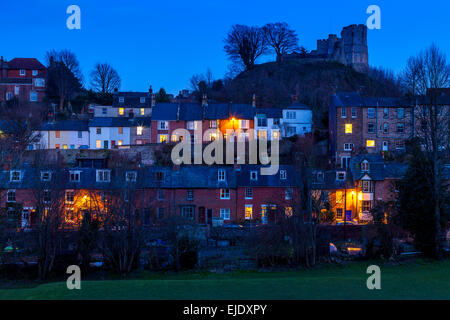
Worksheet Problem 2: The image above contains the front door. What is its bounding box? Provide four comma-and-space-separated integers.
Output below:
206, 209, 213, 226
198, 207, 206, 224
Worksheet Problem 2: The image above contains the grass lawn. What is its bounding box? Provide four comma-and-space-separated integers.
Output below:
0, 259, 449, 300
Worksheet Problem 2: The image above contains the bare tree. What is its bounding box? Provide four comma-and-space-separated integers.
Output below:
263, 22, 299, 63
224, 25, 267, 70
45, 49, 83, 83
90, 63, 121, 94
402, 44, 450, 259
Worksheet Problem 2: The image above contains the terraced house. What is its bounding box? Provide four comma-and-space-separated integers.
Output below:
0, 164, 299, 229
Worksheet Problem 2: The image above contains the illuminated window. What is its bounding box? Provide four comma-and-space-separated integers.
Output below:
158, 134, 168, 143
96, 140, 101, 148
118, 107, 124, 115
285, 207, 293, 217
362, 180, 372, 193
239, 120, 249, 129
362, 201, 371, 212
171, 134, 179, 142
209, 132, 217, 141
245, 205, 253, 220
272, 130, 280, 140
55, 131, 60, 138
336, 191, 343, 204
366, 140, 375, 147
137, 126, 143, 136
209, 120, 217, 129
258, 129, 267, 139
220, 208, 230, 220
140, 108, 145, 115
336, 208, 343, 219
55, 144, 60, 149
345, 124, 352, 134
118, 127, 123, 134
118, 140, 123, 146
220, 188, 230, 199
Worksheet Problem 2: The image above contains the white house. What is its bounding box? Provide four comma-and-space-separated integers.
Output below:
88, 117, 132, 149
90, 91, 154, 117
281, 102, 313, 137
38, 120, 90, 149
254, 108, 282, 140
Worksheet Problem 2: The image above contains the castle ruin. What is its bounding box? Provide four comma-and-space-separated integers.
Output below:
288, 24, 369, 73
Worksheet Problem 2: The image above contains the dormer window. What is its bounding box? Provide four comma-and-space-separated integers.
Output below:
336, 171, 346, 181
126, 171, 137, 182
41, 171, 52, 182
361, 160, 369, 172
96, 170, 110, 182
140, 97, 146, 103
250, 171, 258, 181
69, 171, 81, 182
280, 169, 287, 180
119, 97, 124, 103
218, 169, 226, 181
10, 170, 21, 182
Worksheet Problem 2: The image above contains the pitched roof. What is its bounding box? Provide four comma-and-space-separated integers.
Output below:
151, 103, 179, 120
40, 120, 89, 131
236, 165, 299, 187
285, 101, 311, 110
255, 108, 282, 118
88, 117, 151, 128
112, 92, 152, 108
6, 58, 46, 70
333, 92, 410, 108
204, 103, 254, 120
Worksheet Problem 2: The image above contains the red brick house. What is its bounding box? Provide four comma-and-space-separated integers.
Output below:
0, 57, 46, 103
0, 165, 299, 229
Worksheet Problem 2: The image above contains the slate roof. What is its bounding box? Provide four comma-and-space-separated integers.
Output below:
312, 170, 354, 190
88, 117, 151, 128
285, 102, 311, 110
0, 120, 25, 134
255, 108, 282, 118
333, 92, 450, 108
237, 165, 299, 187
151, 103, 179, 120
112, 92, 152, 108
349, 154, 408, 181
6, 58, 46, 70
0, 165, 300, 190
204, 103, 255, 120
40, 120, 89, 131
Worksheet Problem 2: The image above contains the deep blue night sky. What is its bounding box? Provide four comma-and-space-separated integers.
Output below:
2, 0, 449, 94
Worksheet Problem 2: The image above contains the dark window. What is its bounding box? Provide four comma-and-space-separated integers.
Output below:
368, 123, 375, 133
187, 190, 194, 201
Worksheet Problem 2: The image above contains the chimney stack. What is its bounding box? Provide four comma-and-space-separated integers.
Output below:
252, 93, 256, 107
201, 94, 208, 106
149, 86, 155, 107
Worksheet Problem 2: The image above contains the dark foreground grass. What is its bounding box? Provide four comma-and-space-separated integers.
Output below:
0, 259, 449, 300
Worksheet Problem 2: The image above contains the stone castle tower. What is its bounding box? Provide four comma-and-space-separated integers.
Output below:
291, 24, 369, 72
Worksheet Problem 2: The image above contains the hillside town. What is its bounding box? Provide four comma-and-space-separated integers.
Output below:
0, 22, 448, 286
